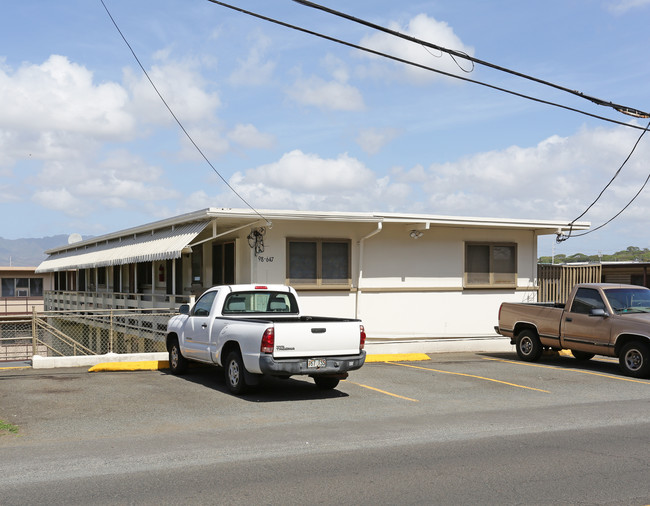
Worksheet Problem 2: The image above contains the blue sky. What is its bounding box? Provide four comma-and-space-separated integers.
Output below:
1, 0, 649, 257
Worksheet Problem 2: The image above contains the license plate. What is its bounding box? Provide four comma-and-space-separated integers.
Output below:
308, 358, 327, 368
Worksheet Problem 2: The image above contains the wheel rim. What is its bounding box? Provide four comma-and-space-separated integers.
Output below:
228, 360, 240, 387
170, 346, 179, 368
520, 336, 533, 356
625, 349, 643, 371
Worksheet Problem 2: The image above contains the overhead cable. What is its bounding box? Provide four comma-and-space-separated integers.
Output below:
206, 0, 649, 132
556, 119, 650, 242
291, 0, 650, 242
293, 0, 650, 120
99, 0, 271, 227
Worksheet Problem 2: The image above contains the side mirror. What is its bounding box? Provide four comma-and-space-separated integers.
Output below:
589, 308, 609, 317
178, 304, 190, 315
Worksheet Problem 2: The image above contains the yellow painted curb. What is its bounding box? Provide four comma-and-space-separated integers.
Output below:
365, 353, 430, 363
89, 360, 169, 372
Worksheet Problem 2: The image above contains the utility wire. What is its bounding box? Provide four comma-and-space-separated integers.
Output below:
557, 119, 650, 242
206, 0, 650, 240
293, 0, 650, 242
99, 0, 271, 226
206, 0, 649, 133
294, 0, 650, 120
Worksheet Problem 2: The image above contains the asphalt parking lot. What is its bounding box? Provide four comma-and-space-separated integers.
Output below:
1, 351, 650, 504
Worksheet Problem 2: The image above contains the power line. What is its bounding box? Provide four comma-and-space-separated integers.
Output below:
292, 0, 650, 242
557, 119, 650, 242
294, 0, 650, 120
99, 0, 271, 227
205, 0, 650, 240
206, 0, 649, 133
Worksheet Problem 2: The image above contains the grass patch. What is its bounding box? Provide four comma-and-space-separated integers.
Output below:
0, 420, 19, 435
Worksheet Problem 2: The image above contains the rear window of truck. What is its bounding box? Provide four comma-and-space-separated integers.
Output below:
222, 291, 299, 315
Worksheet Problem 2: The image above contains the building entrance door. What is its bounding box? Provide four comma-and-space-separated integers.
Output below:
213, 242, 235, 285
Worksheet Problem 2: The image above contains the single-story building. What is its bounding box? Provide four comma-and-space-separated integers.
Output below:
0, 266, 54, 315
36, 208, 588, 350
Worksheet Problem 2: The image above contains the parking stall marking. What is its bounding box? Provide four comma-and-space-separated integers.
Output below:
342, 380, 419, 402
389, 361, 550, 393
481, 356, 650, 384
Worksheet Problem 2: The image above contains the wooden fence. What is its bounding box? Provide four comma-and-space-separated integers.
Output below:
537, 264, 602, 303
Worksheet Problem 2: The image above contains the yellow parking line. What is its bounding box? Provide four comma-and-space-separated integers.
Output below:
390, 362, 550, 393
343, 380, 419, 402
481, 356, 650, 384
366, 353, 430, 363
0, 366, 29, 370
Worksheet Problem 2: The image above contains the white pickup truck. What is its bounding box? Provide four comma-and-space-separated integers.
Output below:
166, 284, 366, 394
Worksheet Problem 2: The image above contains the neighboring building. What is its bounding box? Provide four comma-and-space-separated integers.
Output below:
36, 208, 588, 348
0, 267, 54, 314
601, 261, 650, 287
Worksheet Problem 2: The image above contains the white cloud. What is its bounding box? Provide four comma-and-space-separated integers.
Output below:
358, 14, 475, 84
287, 56, 364, 111
178, 126, 230, 160
30, 153, 180, 216
228, 124, 275, 150
287, 76, 364, 111
229, 32, 276, 86
32, 187, 84, 215
213, 150, 411, 211
240, 150, 375, 192
0, 184, 20, 203
608, 0, 650, 13
0, 55, 133, 137
392, 124, 650, 224
124, 56, 221, 126
356, 127, 400, 155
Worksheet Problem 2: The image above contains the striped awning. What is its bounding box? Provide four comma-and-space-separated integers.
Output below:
36, 221, 211, 273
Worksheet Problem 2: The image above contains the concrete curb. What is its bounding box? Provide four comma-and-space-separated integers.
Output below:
32, 352, 169, 369
28, 337, 515, 371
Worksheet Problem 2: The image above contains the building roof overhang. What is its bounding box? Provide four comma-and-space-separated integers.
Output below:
36, 220, 211, 273
36, 208, 590, 273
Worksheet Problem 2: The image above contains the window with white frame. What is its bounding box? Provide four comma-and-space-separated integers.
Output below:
464, 243, 517, 288
287, 239, 351, 288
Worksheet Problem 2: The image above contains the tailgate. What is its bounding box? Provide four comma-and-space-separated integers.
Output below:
272, 320, 361, 358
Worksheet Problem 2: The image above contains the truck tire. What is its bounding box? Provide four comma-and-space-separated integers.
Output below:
516, 330, 542, 362
571, 350, 595, 361
225, 351, 247, 395
619, 342, 650, 378
313, 376, 340, 390
168, 338, 188, 375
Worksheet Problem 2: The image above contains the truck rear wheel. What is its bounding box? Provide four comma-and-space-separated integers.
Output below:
516, 330, 542, 362
619, 342, 650, 378
168, 338, 188, 375
313, 376, 340, 390
225, 351, 247, 395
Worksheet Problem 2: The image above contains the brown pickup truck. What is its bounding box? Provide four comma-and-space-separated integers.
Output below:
496, 283, 650, 378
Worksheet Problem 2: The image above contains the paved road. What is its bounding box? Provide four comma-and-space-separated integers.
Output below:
1, 352, 649, 504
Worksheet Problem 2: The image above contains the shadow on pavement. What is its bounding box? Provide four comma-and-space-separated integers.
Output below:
161, 364, 349, 402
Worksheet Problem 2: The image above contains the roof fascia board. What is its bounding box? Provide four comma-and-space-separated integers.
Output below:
44, 207, 590, 255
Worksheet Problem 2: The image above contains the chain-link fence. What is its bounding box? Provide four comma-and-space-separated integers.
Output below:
0, 309, 178, 361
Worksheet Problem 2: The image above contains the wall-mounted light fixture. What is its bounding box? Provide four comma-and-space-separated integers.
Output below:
409, 230, 424, 240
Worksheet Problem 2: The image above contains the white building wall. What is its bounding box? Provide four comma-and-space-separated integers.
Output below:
231, 220, 538, 341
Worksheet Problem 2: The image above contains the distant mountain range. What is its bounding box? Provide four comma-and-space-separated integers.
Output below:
0, 235, 74, 267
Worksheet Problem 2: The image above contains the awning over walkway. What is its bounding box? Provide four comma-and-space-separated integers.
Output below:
36, 221, 211, 273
